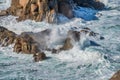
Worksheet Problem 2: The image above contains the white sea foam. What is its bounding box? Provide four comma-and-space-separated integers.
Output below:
99, 0, 108, 6
0, 0, 120, 80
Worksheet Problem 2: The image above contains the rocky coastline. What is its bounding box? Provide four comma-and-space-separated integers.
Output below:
0, 0, 106, 61
0, 26, 104, 62
0, 0, 120, 79
0, 0, 105, 23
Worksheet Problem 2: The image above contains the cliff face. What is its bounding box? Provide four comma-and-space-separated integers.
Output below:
0, 0, 105, 23
5, 0, 73, 23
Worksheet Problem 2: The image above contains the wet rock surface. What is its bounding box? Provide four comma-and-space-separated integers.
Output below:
0, 0, 105, 23
0, 26, 16, 47
33, 52, 46, 62
0, 26, 46, 62
110, 70, 120, 80
0, 26, 104, 61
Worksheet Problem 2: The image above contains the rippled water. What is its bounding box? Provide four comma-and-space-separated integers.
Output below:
0, 0, 120, 80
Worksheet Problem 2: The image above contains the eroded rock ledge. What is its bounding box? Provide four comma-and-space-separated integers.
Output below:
0, 0, 105, 23
0, 26, 104, 62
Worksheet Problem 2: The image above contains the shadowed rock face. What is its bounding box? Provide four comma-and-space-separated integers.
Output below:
74, 0, 105, 10
110, 70, 120, 80
0, 0, 105, 23
58, 0, 73, 19
0, 26, 16, 46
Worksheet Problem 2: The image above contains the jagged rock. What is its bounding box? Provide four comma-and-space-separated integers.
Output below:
0, 26, 104, 62
13, 37, 22, 53
0, 26, 47, 62
60, 38, 73, 50
59, 30, 81, 51
73, 0, 105, 10
46, 9, 57, 23
0, 0, 105, 23
0, 26, 16, 46
33, 52, 46, 62
67, 30, 80, 41
110, 70, 120, 80
14, 33, 40, 54
52, 28, 104, 53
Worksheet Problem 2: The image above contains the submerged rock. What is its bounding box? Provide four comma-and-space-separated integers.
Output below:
110, 70, 120, 80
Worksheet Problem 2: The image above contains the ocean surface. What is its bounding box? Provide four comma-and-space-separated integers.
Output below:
0, 0, 120, 80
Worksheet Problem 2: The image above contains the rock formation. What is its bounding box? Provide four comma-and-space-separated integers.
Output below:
110, 70, 120, 80
0, 26, 46, 62
0, 26, 16, 46
33, 52, 46, 62
13, 32, 46, 62
0, 26, 104, 61
52, 27, 104, 53
0, 0, 105, 23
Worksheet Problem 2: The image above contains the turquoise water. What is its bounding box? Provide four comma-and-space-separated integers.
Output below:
0, 0, 120, 80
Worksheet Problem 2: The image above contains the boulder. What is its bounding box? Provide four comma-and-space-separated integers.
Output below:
33, 52, 46, 62
60, 38, 73, 50
110, 70, 120, 80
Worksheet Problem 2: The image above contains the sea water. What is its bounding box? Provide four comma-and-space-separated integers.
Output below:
0, 0, 120, 80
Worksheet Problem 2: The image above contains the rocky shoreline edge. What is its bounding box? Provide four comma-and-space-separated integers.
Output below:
0, 26, 105, 62
0, 0, 105, 23
0, 26, 119, 80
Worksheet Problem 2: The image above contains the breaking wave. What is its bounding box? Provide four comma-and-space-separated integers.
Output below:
0, 0, 120, 80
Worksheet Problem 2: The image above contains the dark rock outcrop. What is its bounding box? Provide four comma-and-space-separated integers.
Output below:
0, 0, 105, 23
13, 33, 46, 61
74, 0, 105, 10
33, 52, 46, 62
0, 26, 46, 62
110, 70, 120, 80
0, 26, 104, 61
60, 38, 73, 50
0, 26, 16, 46
52, 27, 104, 53
58, 0, 73, 19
